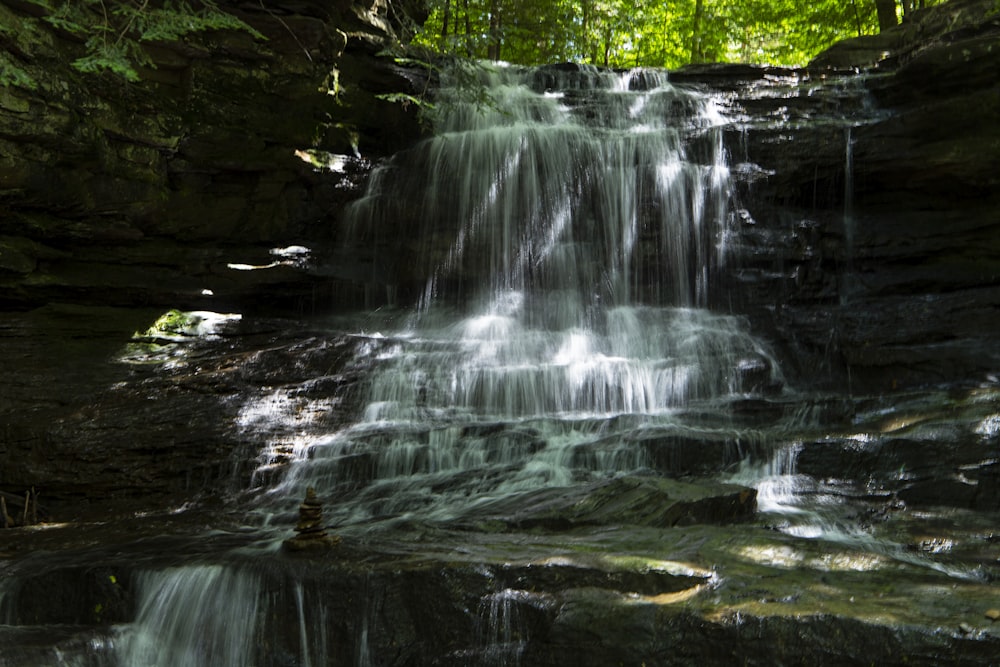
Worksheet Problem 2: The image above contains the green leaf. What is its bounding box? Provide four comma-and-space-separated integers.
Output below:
38, 0, 266, 83
72, 40, 142, 82
376, 92, 434, 109
0, 55, 37, 90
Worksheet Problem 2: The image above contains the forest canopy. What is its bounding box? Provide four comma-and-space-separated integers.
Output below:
413, 0, 942, 68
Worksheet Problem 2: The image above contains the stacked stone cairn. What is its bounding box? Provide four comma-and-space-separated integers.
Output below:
284, 487, 340, 551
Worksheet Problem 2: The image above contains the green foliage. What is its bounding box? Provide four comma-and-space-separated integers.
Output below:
377, 50, 506, 127
0, 52, 37, 89
413, 0, 943, 68
31, 0, 265, 82
74, 38, 144, 82
375, 92, 435, 110
132, 2, 267, 42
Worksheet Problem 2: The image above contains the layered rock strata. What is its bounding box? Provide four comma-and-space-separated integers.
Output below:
0, 0, 427, 314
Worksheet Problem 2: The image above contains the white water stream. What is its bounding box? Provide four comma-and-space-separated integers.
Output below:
105, 64, 790, 667
95, 63, 979, 667
259, 64, 788, 529
115, 566, 262, 667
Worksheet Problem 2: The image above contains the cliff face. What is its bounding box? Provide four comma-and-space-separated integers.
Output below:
0, 0, 431, 517
832, 0, 1000, 389
689, 0, 1000, 392
0, 0, 427, 314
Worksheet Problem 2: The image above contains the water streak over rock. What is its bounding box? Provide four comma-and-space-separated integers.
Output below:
2, 4, 1000, 665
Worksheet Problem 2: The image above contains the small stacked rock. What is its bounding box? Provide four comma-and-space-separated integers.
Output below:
284, 487, 340, 551
295, 487, 326, 538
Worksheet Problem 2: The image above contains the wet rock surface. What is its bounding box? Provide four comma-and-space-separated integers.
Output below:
2, 305, 1000, 665
707, 0, 1000, 393
497, 476, 757, 530
2, 1, 1000, 665
3, 505, 1000, 665
0, 306, 368, 517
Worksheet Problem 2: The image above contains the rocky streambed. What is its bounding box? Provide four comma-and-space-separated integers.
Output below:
2, 0, 1000, 665
1, 302, 999, 665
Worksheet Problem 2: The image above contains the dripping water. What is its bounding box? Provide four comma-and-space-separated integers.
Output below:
475, 588, 531, 667
840, 125, 857, 304
294, 581, 330, 667
355, 574, 380, 667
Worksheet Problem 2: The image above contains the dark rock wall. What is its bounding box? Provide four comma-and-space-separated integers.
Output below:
708, 0, 1000, 392
828, 0, 1000, 390
0, 0, 428, 314
0, 0, 428, 515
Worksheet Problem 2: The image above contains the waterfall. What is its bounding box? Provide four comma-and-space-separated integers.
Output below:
294, 581, 330, 667
5, 57, 994, 667
475, 588, 531, 666
114, 565, 263, 667
347, 65, 732, 314
266, 62, 785, 527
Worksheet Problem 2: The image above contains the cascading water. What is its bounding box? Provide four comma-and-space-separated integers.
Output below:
97, 64, 793, 665
8, 61, 994, 667
263, 63, 787, 528
115, 565, 263, 667
475, 588, 532, 666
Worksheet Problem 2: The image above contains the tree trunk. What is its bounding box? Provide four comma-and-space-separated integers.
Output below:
441, 0, 450, 42
689, 0, 704, 63
851, 0, 864, 36
487, 0, 502, 61
875, 0, 898, 31
461, 0, 472, 56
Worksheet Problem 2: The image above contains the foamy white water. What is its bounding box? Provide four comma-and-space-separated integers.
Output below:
263, 63, 785, 525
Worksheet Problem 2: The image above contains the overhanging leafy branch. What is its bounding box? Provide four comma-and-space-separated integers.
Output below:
29, 0, 266, 82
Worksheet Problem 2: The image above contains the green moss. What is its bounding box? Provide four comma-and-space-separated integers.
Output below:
135, 308, 192, 338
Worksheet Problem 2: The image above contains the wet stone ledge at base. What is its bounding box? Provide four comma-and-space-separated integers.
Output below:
498, 476, 758, 532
